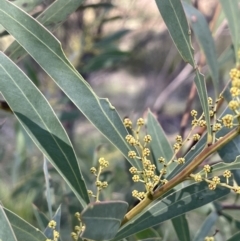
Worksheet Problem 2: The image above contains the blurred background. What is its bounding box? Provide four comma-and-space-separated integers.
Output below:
0, 0, 238, 240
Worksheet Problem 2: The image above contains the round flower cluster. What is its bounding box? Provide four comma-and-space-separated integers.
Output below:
192, 133, 201, 141
190, 109, 208, 129
99, 157, 109, 168
212, 123, 222, 132
132, 190, 146, 200
203, 164, 212, 173
177, 157, 185, 164
123, 118, 132, 128
227, 68, 240, 116
128, 151, 137, 158
48, 220, 57, 229
221, 114, 234, 128
95, 180, 108, 188
193, 174, 202, 182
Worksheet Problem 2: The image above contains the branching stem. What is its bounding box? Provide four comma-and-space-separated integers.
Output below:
121, 126, 240, 225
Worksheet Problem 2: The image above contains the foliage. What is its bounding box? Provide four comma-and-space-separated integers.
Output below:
1, 0, 240, 241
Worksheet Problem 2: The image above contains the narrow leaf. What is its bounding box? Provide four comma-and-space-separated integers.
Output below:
115, 179, 230, 240
81, 201, 128, 241
0, 0, 44, 33
218, 130, 240, 163
0, 0, 136, 168
0, 204, 17, 241
155, 0, 211, 143
155, 0, 194, 65
220, 0, 240, 63
183, 2, 219, 95
5, 0, 85, 62
147, 110, 175, 173
0, 52, 89, 208
172, 215, 190, 241
193, 212, 218, 241
4, 207, 47, 241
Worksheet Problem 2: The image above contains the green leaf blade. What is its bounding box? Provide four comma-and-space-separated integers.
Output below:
0, 205, 17, 241
183, 2, 219, 95
0, 0, 136, 167
220, 0, 240, 63
5, 0, 85, 62
172, 215, 190, 241
81, 201, 128, 241
0, 0, 44, 33
115, 180, 230, 240
155, 0, 211, 143
155, 0, 194, 66
4, 207, 47, 241
0, 52, 89, 208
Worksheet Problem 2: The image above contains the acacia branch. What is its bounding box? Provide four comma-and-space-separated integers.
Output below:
121, 127, 240, 225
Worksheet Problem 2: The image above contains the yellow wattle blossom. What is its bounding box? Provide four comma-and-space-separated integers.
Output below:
177, 157, 185, 164
229, 68, 240, 79
212, 176, 220, 184
129, 166, 138, 174
123, 118, 132, 128
190, 109, 197, 117
232, 77, 240, 88
228, 100, 239, 111
208, 183, 216, 190
175, 135, 182, 144
132, 175, 140, 182
158, 157, 165, 163
230, 87, 240, 97
194, 174, 202, 182
222, 114, 234, 128
137, 118, 145, 126
203, 165, 212, 173
98, 157, 109, 168
192, 134, 200, 141
128, 150, 137, 158
143, 148, 150, 156
208, 97, 213, 105
223, 170, 231, 178
48, 220, 56, 229
144, 134, 152, 143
